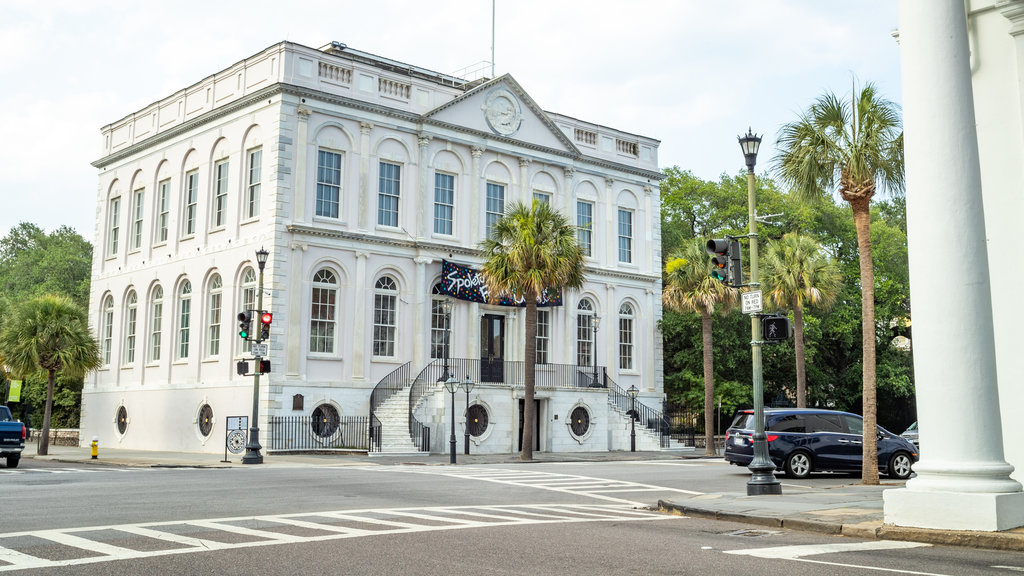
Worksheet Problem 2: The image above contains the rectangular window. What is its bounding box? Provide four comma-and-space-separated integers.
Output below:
212, 160, 229, 228
377, 162, 401, 227
108, 197, 120, 256
125, 303, 137, 365
310, 284, 337, 354
149, 296, 162, 362
533, 191, 551, 205
618, 208, 633, 263
430, 298, 449, 360
536, 309, 550, 365
207, 293, 221, 357
131, 189, 144, 251
316, 150, 341, 218
156, 179, 170, 243
245, 147, 262, 220
183, 171, 198, 236
485, 182, 505, 237
433, 172, 454, 235
178, 298, 191, 359
577, 201, 593, 257
619, 315, 634, 370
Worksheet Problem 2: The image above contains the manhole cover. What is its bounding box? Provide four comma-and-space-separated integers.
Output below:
726, 529, 781, 538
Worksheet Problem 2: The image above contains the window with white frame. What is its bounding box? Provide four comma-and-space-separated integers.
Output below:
206, 274, 222, 357
316, 150, 342, 218
183, 171, 198, 237
240, 267, 256, 354
576, 298, 595, 367
373, 275, 398, 357
378, 162, 401, 227
131, 189, 144, 251
485, 182, 505, 237
101, 295, 114, 366
177, 280, 192, 360
108, 197, 120, 256
619, 302, 634, 371
245, 147, 262, 220
310, 269, 337, 354
156, 179, 170, 244
430, 283, 450, 360
536, 308, 550, 365
124, 290, 137, 365
149, 285, 163, 362
212, 160, 229, 228
618, 208, 633, 263
577, 201, 593, 257
533, 191, 551, 205
433, 173, 454, 235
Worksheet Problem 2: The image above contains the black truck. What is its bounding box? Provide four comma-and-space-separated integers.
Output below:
0, 406, 26, 468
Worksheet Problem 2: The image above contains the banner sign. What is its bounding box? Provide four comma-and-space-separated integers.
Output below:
7, 380, 21, 403
439, 260, 562, 307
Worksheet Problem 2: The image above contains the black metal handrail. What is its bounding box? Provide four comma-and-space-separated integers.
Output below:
413, 358, 606, 390
368, 362, 411, 453
268, 415, 369, 451
606, 373, 670, 448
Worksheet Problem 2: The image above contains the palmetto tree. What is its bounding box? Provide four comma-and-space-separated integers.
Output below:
0, 294, 100, 455
774, 83, 903, 484
480, 200, 585, 461
663, 237, 738, 456
762, 232, 842, 408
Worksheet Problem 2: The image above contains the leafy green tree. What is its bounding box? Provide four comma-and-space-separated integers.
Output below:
774, 83, 904, 484
663, 238, 738, 455
480, 200, 585, 461
762, 233, 842, 408
0, 294, 101, 455
0, 223, 93, 308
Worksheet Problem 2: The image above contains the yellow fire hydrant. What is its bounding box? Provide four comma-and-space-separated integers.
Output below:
91, 436, 99, 460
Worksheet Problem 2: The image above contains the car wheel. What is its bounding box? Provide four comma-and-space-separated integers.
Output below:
784, 451, 812, 479
888, 452, 913, 480
7, 455, 19, 469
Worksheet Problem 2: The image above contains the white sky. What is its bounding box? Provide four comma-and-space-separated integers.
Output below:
0, 0, 900, 239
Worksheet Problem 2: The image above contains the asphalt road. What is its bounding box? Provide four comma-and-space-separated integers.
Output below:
3, 458, 1023, 575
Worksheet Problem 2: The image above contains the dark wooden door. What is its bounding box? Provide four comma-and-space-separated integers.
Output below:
480, 314, 504, 382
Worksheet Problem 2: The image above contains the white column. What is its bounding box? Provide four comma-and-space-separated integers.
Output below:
351, 251, 369, 381
519, 157, 531, 205
417, 135, 432, 239
645, 287, 656, 393
413, 256, 431, 371
469, 147, 484, 247
293, 106, 311, 222
885, 0, 1024, 531
285, 242, 306, 376
604, 177, 615, 268
357, 122, 372, 232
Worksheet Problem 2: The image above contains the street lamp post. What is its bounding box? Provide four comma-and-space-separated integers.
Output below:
463, 374, 475, 455
627, 385, 638, 452
441, 299, 452, 382
592, 315, 601, 386
242, 247, 269, 465
443, 376, 459, 464
738, 129, 781, 495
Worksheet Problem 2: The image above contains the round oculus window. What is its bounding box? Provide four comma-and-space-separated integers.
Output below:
198, 404, 214, 437
116, 406, 128, 435
467, 404, 489, 437
569, 406, 591, 437
311, 404, 340, 438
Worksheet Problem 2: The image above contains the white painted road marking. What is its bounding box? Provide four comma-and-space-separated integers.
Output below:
726, 540, 946, 575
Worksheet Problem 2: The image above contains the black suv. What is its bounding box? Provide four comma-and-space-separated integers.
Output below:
724, 408, 918, 479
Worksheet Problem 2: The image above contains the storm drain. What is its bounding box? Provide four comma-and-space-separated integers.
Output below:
726, 529, 781, 538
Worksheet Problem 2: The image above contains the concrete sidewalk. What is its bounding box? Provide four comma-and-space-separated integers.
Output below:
21, 444, 1024, 552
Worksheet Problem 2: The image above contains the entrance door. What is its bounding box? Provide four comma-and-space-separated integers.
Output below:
480, 314, 505, 382
518, 399, 541, 451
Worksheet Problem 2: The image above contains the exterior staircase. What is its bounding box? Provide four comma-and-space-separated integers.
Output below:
371, 386, 426, 455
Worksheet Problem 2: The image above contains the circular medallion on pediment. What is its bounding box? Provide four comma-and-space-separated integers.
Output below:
482, 88, 522, 136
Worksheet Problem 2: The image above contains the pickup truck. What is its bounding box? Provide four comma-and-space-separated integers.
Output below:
0, 405, 26, 468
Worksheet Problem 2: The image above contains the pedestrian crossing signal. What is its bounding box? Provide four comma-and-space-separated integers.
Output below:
762, 315, 792, 342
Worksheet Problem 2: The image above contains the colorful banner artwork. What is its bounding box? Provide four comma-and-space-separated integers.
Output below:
439, 260, 562, 307
7, 380, 22, 403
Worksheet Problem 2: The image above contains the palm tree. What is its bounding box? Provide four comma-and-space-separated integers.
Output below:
774, 83, 904, 484
762, 232, 842, 408
480, 200, 585, 461
0, 294, 100, 455
663, 238, 738, 456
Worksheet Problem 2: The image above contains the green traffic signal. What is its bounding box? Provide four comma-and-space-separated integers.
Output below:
238, 311, 252, 341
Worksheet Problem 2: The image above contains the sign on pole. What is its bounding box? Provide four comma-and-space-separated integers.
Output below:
741, 290, 763, 314
250, 343, 268, 357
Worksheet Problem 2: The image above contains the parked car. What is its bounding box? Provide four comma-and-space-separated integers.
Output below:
901, 421, 919, 450
0, 406, 26, 468
724, 408, 918, 480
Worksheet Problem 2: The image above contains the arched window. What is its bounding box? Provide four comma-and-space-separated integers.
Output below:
206, 274, 222, 357
576, 298, 595, 367
310, 269, 337, 354
240, 267, 257, 354
149, 285, 163, 362
373, 275, 398, 357
177, 280, 192, 359
123, 291, 138, 366
619, 302, 634, 371
430, 283, 450, 360
101, 295, 114, 366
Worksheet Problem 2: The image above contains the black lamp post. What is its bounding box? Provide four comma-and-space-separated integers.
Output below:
738, 128, 781, 495
627, 385, 638, 452
591, 315, 601, 386
443, 376, 459, 464
441, 298, 452, 382
242, 247, 269, 465
463, 374, 475, 455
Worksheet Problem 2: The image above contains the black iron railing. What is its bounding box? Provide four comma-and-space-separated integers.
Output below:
414, 358, 605, 390
267, 415, 369, 451
606, 374, 670, 448
368, 362, 412, 453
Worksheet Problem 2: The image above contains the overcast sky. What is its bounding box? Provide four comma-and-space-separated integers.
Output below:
0, 0, 900, 239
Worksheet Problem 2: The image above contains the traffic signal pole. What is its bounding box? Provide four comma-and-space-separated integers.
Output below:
242, 248, 269, 464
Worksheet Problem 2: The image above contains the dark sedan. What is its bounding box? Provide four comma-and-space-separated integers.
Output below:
724, 408, 918, 479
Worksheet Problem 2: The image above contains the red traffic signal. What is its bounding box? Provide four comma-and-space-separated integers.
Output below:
260, 311, 273, 324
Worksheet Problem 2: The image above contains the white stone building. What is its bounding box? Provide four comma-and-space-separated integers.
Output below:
82, 41, 666, 456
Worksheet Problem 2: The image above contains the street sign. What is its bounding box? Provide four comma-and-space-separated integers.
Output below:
741, 290, 762, 314
226, 416, 248, 431
250, 343, 268, 357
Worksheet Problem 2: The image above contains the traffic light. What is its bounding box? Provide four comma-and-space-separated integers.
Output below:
706, 239, 731, 284
238, 311, 252, 341
259, 311, 272, 341
236, 360, 249, 375
727, 239, 743, 287
259, 359, 271, 374
762, 315, 792, 342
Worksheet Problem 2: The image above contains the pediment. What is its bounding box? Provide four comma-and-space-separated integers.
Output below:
424, 75, 579, 156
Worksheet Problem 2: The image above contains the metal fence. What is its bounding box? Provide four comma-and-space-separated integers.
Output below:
267, 415, 370, 452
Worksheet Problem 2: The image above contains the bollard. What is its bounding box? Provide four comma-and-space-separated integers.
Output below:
91, 436, 99, 459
